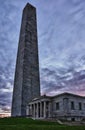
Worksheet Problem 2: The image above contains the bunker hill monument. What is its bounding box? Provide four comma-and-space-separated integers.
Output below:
11, 3, 40, 116
11, 3, 85, 121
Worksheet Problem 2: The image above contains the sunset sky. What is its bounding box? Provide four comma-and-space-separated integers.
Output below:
0, 0, 85, 113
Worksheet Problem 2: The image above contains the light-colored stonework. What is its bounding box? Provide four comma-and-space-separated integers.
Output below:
27, 93, 85, 121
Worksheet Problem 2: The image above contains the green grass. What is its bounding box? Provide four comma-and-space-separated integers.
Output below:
0, 117, 85, 130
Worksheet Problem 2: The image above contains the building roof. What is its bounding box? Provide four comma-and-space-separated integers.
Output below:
52, 92, 85, 99
30, 95, 51, 102
28, 92, 85, 104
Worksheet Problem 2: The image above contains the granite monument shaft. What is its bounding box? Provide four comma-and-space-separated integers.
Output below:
11, 3, 40, 116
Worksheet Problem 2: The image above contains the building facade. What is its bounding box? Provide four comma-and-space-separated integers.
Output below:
27, 93, 85, 121
11, 3, 40, 116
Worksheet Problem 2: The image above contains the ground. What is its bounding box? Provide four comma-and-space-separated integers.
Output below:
0, 117, 85, 130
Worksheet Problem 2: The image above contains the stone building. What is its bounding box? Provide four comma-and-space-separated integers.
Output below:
27, 93, 85, 121
11, 3, 40, 116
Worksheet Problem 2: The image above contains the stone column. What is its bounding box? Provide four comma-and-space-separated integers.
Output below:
26, 105, 29, 116
44, 101, 46, 118
33, 104, 35, 118
35, 103, 37, 118
36, 103, 39, 118
42, 102, 44, 118
40, 102, 42, 118
48, 102, 51, 118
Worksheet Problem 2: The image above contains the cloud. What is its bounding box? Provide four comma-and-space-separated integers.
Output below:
37, 0, 85, 96
40, 66, 85, 96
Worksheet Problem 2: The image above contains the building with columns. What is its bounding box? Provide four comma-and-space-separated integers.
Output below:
27, 95, 51, 119
26, 93, 85, 121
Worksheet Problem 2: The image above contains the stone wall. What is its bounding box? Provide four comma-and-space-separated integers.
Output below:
52, 94, 85, 121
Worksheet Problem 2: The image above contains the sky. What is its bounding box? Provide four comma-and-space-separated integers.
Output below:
0, 0, 85, 114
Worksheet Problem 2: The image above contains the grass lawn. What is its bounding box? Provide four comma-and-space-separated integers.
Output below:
0, 117, 85, 130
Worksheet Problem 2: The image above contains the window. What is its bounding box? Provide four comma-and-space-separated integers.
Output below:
84, 103, 85, 109
71, 101, 75, 110
71, 118, 75, 121
56, 102, 59, 110
79, 102, 82, 110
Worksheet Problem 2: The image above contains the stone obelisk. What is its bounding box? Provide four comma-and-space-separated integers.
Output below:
11, 3, 40, 116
